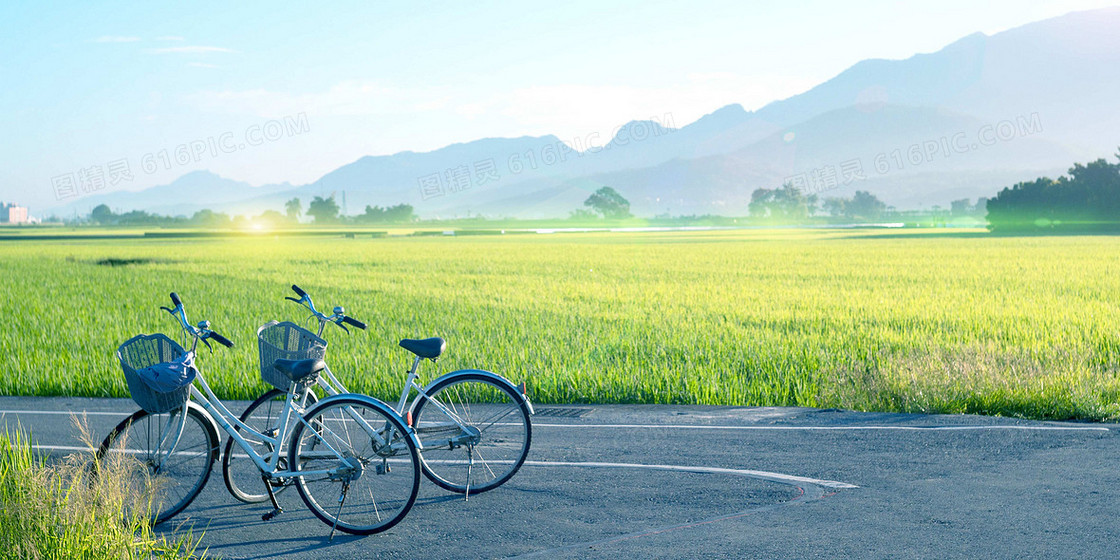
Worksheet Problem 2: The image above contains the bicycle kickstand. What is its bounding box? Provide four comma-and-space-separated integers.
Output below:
262, 474, 284, 522
330, 481, 350, 541
465, 445, 473, 502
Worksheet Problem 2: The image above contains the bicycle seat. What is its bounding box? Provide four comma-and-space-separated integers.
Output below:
272, 358, 326, 383
399, 337, 446, 359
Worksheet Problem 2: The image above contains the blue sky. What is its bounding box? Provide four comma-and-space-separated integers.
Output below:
1, 0, 1116, 213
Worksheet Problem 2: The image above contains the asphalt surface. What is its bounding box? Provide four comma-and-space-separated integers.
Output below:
2, 396, 1118, 559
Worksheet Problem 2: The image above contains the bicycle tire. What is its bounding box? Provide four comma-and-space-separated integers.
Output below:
96, 405, 218, 525
288, 395, 420, 535
410, 372, 532, 494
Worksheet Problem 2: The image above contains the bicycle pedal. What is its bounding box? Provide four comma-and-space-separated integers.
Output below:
262, 508, 283, 521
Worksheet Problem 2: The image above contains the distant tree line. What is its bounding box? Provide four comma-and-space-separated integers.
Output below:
748, 183, 894, 223
986, 154, 1120, 232
86, 196, 416, 227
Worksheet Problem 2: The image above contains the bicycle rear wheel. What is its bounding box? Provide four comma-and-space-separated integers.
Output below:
222, 388, 318, 503
288, 395, 420, 535
410, 373, 532, 494
96, 405, 218, 524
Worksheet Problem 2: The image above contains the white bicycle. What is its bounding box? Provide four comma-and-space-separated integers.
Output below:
99, 292, 421, 536
222, 284, 534, 505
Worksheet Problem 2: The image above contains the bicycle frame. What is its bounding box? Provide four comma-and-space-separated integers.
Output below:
312, 356, 472, 437
190, 372, 340, 480
298, 306, 478, 433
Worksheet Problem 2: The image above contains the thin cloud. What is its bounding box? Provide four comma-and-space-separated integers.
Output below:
150, 46, 236, 54
93, 36, 141, 43
187, 81, 454, 117
155, 36, 185, 41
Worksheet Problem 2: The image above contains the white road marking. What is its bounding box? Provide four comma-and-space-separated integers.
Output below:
531, 423, 1111, 432
32, 444, 95, 452
0, 409, 130, 417
522, 459, 859, 489
26, 442, 859, 490
3, 409, 1110, 432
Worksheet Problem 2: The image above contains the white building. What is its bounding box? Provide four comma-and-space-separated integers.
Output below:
1, 202, 29, 224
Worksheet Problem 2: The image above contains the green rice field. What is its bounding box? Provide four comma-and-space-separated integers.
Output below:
2, 228, 1119, 421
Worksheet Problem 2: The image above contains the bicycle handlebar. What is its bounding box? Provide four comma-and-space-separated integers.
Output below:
208, 331, 235, 348
284, 284, 367, 334
162, 291, 233, 349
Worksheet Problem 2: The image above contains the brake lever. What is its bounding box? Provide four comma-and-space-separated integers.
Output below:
160, 306, 174, 314
201, 336, 214, 353
337, 321, 350, 335
285, 297, 302, 304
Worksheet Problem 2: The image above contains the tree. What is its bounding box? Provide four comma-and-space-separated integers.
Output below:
568, 208, 598, 220
822, 197, 847, 217
117, 210, 157, 225
950, 198, 972, 216
748, 183, 814, 222
583, 186, 631, 219
189, 209, 231, 227
972, 197, 989, 216
355, 203, 415, 224
306, 196, 340, 224
986, 155, 1120, 232
846, 190, 886, 221
90, 204, 115, 225
384, 203, 415, 223
284, 198, 302, 221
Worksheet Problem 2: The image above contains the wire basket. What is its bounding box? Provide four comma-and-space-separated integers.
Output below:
257, 321, 327, 390
118, 333, 191, 414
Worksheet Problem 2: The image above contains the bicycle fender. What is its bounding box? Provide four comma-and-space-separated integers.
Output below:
185, 400, 222, 454
313, 393, 423, 450
412, 369, 534, 415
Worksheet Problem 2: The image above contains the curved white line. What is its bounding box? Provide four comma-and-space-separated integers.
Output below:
523, 459, 859, 489
531, 423, 1110, 432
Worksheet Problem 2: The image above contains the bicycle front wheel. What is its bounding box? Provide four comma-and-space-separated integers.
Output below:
288, 396, 420, 535
96, 405, 218, 524
410, 373, 532, 494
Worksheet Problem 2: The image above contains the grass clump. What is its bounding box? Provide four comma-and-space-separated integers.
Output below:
0, 422, 205, 560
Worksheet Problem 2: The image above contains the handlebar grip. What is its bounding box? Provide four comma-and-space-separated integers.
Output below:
341, 316, 367, 330
291, 284, 307, 298
208, 331, 234, 348
170, 292, 182, 307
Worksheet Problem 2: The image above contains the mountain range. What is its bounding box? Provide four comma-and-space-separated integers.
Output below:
51, 7, 1120, 219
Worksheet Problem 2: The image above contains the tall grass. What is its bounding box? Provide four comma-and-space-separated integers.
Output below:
0, 228, 1118, 420
0, 421, 204, 560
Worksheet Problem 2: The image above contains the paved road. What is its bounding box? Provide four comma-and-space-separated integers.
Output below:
2, 396, 1117, 559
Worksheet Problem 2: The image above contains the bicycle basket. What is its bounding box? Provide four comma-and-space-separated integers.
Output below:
257, 321, 327, 390
118, 333, 192, 414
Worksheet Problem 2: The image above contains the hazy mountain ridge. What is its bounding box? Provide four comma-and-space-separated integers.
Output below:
48, 7, 1120, 218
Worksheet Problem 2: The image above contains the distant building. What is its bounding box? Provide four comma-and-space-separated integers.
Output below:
1, 202, 29, 224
